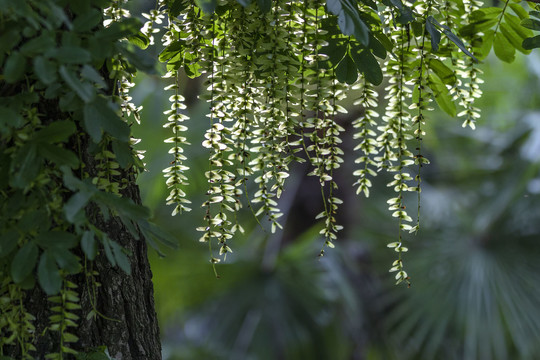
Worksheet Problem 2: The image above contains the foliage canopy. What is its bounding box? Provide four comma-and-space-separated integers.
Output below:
1, 0, 539, 358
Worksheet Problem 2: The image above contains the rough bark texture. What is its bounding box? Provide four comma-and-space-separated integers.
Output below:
18, 184, 161, 359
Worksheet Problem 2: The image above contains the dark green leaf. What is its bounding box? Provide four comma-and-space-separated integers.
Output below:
369, 35, 387, 59
38, 251, 62, 295
256, 0, 271, 13
94, 191, 151, 220
11, 242, 38, 283
39, 143, 79, 168
530, 11, 540, 20
81, 65, 107, 88
33, 56, 57, 85
425, 16, 441, 52
112, 139, 134, 169
4, 51, 27, 83
36, 231, 78, 250
520, 18, 540, 31
34, 121, 76, 144
20, 32, 56, 57
336, 53, 358, 85
195, 0, 217, 13
140, 220, 178, 249
168, 0, 188, 17
493, 31, 515, 63
102, 235, 116, 266
81, 231, 97, 261
236, 0, 252, 6
351, 49, 383, 85
396, 6, 414, 25
9, 143, 40, 189
0, 229, 19, 258
95, 18, 141, 42
442, 29, 478, 62
51, 247, 80, 274
83, 96, 130, 143
523, 35, 540, 50
64, 191, 93, 223
327, 0, 341, 14
73, 8, 102, 32
59, 65, 95, 102
110, 241, 131, 275
0, 106, 24, 132
53, 46, 92, 64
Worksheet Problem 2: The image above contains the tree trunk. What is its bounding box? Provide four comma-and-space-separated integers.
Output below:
8, 160, 162, 359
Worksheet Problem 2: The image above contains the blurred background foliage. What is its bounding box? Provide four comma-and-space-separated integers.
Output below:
128, 2, 540, 359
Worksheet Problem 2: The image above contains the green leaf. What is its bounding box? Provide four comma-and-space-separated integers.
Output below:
64, 191, 93, 223
425, 16, 441, 52
33, 56, 57, 85
159, 40, 184, 63
53, 46, 92, 64
95, 18, 141, 42
95, 191, 151, 221
195, 0, 217, 13
110, 241, 131, 275
504, 13, 533, 41
36, 231, 79, 250
236, 0, 252, 6
523, 35, 540, 50
9, 143, 40, 189
51, 247, 80, 274
428, 74, 456, 117
81, 231, 97, 261
59, 65, 95, 102
83, 96, 130, 143
0, 229, 19, 258
38, 251, 62, 295
256, 0, 271, 13
493, 31, 515, 63
500, 23, 529, 54
73, 8, 102, 32
0, 106, 24, 132
477, 29, 495, 60
168, 0, 189, 17
351, 48, 383, 85
3, 51, 27, 83
34, 121, 77, 144
20, 32, 56, 57
396, 6, 414, 25
509, 3, 529, 20
11, 242, 39, 283
520, 18, 540, 31
111, 139, 134, 169
428, 59, 456, 85
102, 235, 116, 267
139, 220, 178, 249
128, 32, 150, 50
81, 65, 107, 88
443, 29, 478, 62
336, 53, 358, 85
369, 35, 387, 59
39, 143, 79, 168
327, 0, 370, 46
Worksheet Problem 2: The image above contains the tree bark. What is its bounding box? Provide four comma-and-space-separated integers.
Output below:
15, 179, 161, 360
